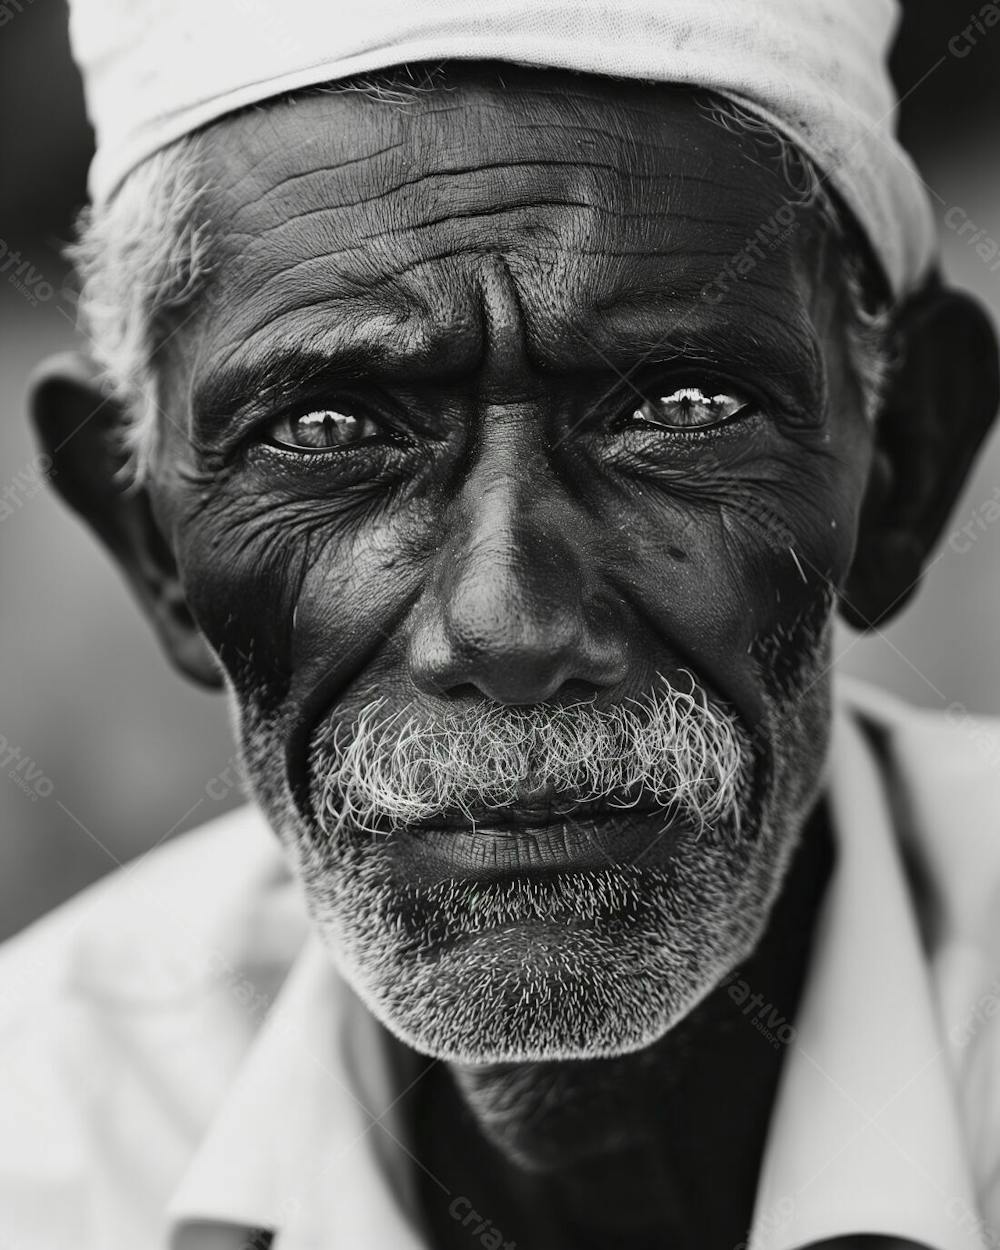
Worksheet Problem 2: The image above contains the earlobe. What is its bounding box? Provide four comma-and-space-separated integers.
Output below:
28, 351, 224, 690
841, 276, 1000, 630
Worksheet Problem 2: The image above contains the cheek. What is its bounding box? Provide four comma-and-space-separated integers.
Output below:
597, 446, 863, 727
174, 487, 437, 710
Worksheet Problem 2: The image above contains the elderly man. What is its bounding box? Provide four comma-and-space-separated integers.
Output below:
4, 0, 1000, 1247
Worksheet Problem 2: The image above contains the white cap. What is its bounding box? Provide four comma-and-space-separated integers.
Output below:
68, 0, 936, 299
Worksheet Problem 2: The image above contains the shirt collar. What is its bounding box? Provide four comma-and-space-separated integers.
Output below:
167, 935, 428, 1250
168, 684, 987, 1250
748, 684, 985, 1250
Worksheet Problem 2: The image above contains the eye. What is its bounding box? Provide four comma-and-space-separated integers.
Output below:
264, 407, 383, 453
630, 386, 752, 432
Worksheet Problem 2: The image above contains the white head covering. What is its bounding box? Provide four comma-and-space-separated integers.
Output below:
68, 0, 935, 299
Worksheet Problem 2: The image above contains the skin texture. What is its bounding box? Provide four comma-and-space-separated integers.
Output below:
31, 64, 1000, 1248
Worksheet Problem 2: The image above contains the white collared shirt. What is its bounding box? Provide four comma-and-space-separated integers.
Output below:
2, 674, 1000, 1249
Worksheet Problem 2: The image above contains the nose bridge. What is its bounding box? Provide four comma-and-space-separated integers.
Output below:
409, 415, 626, 704
450, 436, 576, 639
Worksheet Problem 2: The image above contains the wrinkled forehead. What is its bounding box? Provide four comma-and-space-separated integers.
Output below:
188, 67, 832, 379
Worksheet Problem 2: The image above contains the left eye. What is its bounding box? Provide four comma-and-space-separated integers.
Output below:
631, 386, 751, 432
264, 408, 382, 452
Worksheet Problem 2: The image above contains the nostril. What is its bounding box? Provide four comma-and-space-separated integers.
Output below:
447, 663, 596, 707
446, 682, 488, 704
442, 676, 605, 708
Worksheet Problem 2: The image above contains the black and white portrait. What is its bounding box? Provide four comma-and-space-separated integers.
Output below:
2, 3, 1000, 1248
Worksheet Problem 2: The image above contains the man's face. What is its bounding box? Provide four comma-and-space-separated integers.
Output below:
149, 69, 874, 1061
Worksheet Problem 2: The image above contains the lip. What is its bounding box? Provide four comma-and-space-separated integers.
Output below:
398, 808, 686, 881
408, 791, 662, 830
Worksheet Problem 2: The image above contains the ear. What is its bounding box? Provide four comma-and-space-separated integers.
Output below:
842, 276, 1000, 630
29, 352, 224, 689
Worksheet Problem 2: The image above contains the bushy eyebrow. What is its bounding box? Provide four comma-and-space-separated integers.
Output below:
194, 345, 391, 432
191, 320, 482, 442
562, 297, 827, 413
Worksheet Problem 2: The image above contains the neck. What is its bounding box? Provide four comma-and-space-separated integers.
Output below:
401, 798, 834, 1249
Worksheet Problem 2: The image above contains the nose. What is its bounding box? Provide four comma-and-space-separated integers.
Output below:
407, 441, 628, 706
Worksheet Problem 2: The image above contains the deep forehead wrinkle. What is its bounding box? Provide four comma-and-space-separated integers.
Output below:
214, 75, 727, 199
203, 154, 803, 313
201, 69, 791, 244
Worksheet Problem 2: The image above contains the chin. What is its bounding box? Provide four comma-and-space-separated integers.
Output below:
257, 793, 822, 1068
297, 821, 791, 1063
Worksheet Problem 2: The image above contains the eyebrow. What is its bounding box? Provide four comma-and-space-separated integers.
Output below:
196, 345, 388, 426
191, 324, 482, 444
565, 296, 827, 412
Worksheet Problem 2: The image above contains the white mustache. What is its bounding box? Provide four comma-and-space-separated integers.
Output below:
310, 674, 751, 840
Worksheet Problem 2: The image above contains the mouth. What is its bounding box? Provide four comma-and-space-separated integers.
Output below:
398, 796, 689, 881
408, 788, 665, 831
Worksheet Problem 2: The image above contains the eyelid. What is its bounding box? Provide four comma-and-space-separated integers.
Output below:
627, 363, 748, 398
642, 385, 748, 411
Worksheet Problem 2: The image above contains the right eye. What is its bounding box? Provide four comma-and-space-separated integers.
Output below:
629, 386, 754, 433
263, 407, 384, 454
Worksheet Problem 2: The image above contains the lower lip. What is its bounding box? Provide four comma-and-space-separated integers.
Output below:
397, 812, 684, 881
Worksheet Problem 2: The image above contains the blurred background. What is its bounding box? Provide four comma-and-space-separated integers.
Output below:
1, 2, 998, 939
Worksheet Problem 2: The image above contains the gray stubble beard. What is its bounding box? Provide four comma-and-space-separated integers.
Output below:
233, 597, 836, 1066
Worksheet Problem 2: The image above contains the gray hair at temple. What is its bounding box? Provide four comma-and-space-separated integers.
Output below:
66, 71, 896, 485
